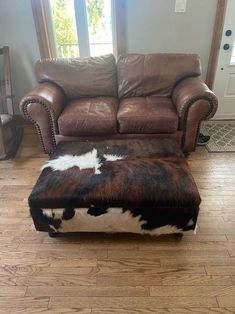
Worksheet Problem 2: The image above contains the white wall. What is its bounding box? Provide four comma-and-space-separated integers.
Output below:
0, 0, 217, 113
126, 0, 217, 78
0, 0, 40, 114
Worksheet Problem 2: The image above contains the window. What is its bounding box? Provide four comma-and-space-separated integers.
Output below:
49, 0, 113, 58
31, 0, 126, 59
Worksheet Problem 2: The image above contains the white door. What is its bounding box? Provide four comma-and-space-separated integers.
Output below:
213, 0, 235, 119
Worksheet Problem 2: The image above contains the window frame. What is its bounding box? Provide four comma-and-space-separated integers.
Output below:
31, 0, 126, 59
74, 0, 90, 57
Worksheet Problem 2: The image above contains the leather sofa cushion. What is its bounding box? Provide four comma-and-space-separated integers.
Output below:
118, 53, 201, 98
117, 97, 178, 134
35, 54, 117, 99
58, 97, 118, 136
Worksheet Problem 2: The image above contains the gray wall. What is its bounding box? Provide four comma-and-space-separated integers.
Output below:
126, 0, 217, 78
0, 0, 40, 114
0, 0, 217, 113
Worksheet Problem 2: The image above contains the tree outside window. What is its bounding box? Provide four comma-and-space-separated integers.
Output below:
50, 0, 113, 58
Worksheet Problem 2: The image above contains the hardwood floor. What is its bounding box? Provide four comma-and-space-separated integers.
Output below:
1, 126, 235, 314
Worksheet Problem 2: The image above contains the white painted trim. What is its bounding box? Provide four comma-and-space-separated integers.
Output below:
111, 0, 118, 59
74, 0, 90, 57
212, 114, 235, 119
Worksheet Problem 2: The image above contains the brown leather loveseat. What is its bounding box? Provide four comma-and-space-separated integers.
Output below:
20, 53, 218, 154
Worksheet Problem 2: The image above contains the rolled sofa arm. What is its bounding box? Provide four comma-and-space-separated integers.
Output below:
19, 82, 66, 154
172, 77, 218, 152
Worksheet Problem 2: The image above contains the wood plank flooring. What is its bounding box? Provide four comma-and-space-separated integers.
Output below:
1, 125, 235, 313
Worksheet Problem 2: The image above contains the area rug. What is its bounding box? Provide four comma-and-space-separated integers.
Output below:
201, 120, 235, 152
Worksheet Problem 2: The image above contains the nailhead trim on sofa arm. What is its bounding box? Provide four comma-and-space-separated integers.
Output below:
21, 99, 57, 155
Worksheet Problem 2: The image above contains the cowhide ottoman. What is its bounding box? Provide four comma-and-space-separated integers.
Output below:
28, 139, 201, 237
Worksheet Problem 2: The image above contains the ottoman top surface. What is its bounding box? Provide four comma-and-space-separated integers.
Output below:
29, 139, 201, 209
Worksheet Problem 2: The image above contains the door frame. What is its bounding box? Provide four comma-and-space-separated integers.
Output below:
206, 0, 227, 89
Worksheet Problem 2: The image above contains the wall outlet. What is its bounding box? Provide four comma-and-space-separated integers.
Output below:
175, 0, 187, 13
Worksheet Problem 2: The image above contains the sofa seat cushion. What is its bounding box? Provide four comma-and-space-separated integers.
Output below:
58, 97, 119, 136
117, 97, 178, 134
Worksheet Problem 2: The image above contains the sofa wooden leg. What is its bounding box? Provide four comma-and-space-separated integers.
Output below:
174, 232, 183, 238
48, 232, 58, 238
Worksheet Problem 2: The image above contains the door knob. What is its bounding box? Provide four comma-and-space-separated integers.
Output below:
223, 44, 230, 50
225, 30, 232, 36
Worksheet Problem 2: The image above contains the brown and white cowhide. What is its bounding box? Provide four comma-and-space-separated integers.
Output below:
29, 140, 200, 235
42, 207, 196, 235
41, 149, 125, 174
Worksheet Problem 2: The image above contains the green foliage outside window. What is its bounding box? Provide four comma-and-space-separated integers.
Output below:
50, 0, 108, 58
86, 0, 105, 38
50, 0, 79, 57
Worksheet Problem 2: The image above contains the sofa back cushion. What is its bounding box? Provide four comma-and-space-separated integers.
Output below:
35, 54, 117, 99
117, 53, 201, 99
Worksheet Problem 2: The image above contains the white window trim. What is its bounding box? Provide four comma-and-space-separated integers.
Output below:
31, 0, 126, 59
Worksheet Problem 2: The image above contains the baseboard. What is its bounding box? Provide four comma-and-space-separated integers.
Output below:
211, 113, 235, 120
14, 115, 31, 126
212, 114, 235, 120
